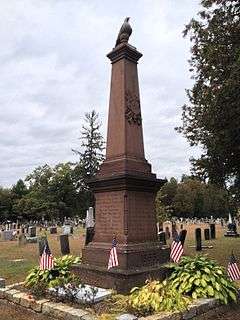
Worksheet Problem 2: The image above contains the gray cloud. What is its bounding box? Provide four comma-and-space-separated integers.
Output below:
0, 0, 201, 187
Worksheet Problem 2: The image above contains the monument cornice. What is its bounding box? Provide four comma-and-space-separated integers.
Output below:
107, 43, 142, 64
88, 174, 166, 193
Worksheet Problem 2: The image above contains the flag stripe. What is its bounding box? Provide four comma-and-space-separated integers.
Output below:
108, 239, 119, 270
228, 254, 240, 281
170, 238, 183, 263
40, 244, 54, 270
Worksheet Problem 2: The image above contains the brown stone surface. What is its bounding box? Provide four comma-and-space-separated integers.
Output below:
74, 37, 168, 292
72, 263, 170, 293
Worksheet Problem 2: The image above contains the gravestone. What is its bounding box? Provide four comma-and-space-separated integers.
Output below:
165, 226, 170, 239
29, 226, 36, 237
62, 225, 71, 235
224, 222, 240, 237
60, 234, 70, 255
179, 229, 187, 246
50, 226, 57, 234
2, 230, 13, 241
85, 207, 95, 245
195, 228, 202, 251
224, 213, 240, 237
18, 234, 27, 246
204, 229, 210, 240
158, 231, 166, 245
73, 20, 169, 293
0, 278, 5, 288
38, 237, 48, 256
171, 223, 178, 239
210, 224, 216, 239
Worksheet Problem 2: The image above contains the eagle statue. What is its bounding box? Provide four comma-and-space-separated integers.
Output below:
115, 17, 132, 47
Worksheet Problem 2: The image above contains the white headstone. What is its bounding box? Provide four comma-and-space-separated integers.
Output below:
86, 207, 95, 228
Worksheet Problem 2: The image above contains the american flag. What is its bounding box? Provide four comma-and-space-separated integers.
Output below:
40, 243, 54, 270
170, 234, 183, 263
227, 252, 240, 281
108, 238, 119, 270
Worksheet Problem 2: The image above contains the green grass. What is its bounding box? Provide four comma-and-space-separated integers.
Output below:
1, 224, 240, 286
0, 227, 84, 284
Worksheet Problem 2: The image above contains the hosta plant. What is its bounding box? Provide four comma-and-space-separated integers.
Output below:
128, 279, 191, 316
25, 255, 81, 292
168, 255, 238, 304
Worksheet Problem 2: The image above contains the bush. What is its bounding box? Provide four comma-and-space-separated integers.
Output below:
128, 280, 191, 316
25, 255, 81, 293
168, 255, 238, 304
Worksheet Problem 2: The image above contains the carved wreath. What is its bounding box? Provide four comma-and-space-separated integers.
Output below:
125, 91, 142, 125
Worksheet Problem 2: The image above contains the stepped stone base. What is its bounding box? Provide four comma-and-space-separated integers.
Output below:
72, 254, 170, 294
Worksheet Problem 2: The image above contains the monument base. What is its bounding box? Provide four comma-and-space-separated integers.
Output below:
71, 262, 170, 293
224, 231, 240, 237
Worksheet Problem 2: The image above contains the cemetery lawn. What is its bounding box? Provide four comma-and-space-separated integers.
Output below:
1, 224, 240, 287
0, 227, 84, 284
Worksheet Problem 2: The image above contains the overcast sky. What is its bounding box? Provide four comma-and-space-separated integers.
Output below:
0, 0, 202, 187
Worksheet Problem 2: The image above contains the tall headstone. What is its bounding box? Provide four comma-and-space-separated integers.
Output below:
18, 234, 27, 246
73, 19, 169, 292
179, 229, 187, 246
165, 226, 170, 239
210, 224, 216, 239
158, 231, 166, 245
171, 222, 178, 239
85, 207, 95, 246
60, 234, 70, 255
29, 226, 36, 238
204, 228, 210, 240
38, 237, 48, 256
195, 228, 202, 251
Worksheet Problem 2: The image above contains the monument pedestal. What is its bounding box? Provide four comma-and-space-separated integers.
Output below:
74, 173, 169, 292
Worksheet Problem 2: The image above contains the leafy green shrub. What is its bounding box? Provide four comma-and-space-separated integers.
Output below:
168, 255, 238, 304
25, 255, 81, 292
128, 280, 191, 316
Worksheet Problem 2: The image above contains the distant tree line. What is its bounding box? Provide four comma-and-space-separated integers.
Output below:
156, 175, 234, 223
0, 110, 105, 222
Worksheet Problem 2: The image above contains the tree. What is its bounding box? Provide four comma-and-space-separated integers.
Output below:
156, 177, 229, 219
12, 179, 28, 198
177, 0, 240, 187
0, 187, 13, 221
73, 110, 105, 207
156, 178, 177, 223
13, 163, 82, 220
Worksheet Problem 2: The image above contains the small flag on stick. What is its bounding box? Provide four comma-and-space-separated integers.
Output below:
40, 243, 54, 270
170, 234, 183, 263
108, 238, 119, 270
227, 252, 240, 281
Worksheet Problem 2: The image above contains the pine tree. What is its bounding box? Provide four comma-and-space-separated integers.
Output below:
73, 110, 105, 189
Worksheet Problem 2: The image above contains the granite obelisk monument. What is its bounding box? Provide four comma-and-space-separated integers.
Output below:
73, 18, 169, 292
